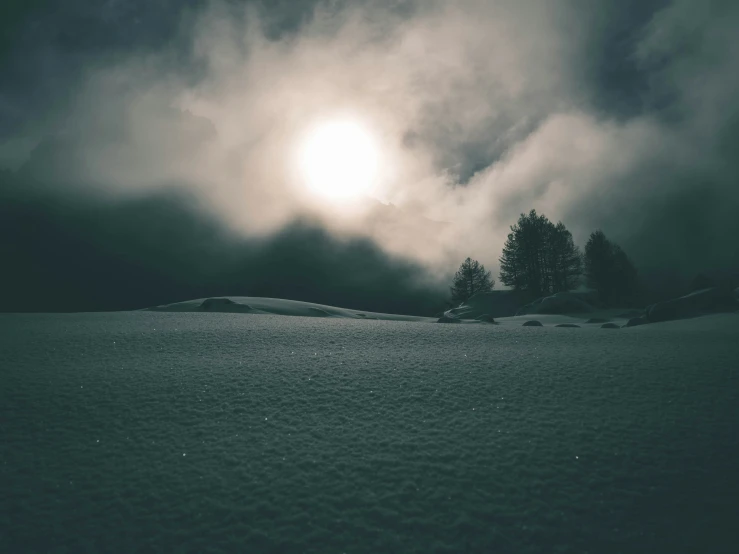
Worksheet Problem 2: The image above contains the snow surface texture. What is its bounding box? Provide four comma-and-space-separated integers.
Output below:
2, 311, 739, 553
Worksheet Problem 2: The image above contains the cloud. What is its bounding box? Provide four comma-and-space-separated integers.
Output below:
0, 177, 447, 314
2, 0, 738, 304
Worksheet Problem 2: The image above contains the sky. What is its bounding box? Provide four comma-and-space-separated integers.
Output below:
1, 0, 738, 312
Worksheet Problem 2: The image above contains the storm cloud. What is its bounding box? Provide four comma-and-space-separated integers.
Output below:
2, 0, 738, 311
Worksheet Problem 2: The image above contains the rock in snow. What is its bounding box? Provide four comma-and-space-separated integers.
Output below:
555, 323, 580, 328
601, 323, 621, 329
523, 320, 544, 327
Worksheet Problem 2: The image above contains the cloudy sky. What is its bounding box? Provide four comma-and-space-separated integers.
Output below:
1, 0, 738, 311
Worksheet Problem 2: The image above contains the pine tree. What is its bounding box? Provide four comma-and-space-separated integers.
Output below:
499, 210, 581, 296
584, 230, 639, 306
450, 257, 494, 305
546, 222, 582, 292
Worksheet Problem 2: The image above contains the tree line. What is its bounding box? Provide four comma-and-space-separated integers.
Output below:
450, 209, 639, 306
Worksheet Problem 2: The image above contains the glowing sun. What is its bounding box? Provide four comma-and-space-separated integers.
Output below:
298, 120, 379, 200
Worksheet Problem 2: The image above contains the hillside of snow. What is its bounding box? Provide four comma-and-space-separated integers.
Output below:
148, 296, 436, 322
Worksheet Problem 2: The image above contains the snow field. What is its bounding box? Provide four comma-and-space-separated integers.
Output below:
1, 311, 738, 553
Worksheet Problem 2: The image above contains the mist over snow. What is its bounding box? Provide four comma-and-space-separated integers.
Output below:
2, 0, 739, 309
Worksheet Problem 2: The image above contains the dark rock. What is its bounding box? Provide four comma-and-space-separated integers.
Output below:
624, 317, 648, 327
437, 316, 461, 324
522, 320, 543, 327
555, 323, 580, 328
601, 323, 620, 329
585, 318, 610, 324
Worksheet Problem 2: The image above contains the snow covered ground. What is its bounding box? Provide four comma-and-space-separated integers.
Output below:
1, 310, 738, 553
148, 296, 436, 322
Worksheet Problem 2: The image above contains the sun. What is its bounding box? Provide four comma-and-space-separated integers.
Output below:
298, 119, 379, 201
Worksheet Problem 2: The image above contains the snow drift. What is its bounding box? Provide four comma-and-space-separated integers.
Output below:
645, 287, 739, 323
443, 291, 529, 320
148, 297, 435, 322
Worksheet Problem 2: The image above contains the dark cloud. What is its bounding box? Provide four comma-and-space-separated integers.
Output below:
0, 171, 447, 313
570, 0, 672, 118
2, 0, 738, 311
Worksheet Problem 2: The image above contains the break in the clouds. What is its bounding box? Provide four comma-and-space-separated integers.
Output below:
2, 0, 738, 293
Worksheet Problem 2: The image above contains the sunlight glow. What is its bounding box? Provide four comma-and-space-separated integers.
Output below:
298, 120, 379, 200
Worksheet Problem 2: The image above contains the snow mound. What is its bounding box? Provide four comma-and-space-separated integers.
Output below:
148, 297, 433, 322
516, 291, 595, 316
475, 314, 497, 323
646, 287, 739, 323
444, 291, 529, 320
436, 315, 461, 324
624, 317, 648, 328
200, 298, 253, 312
